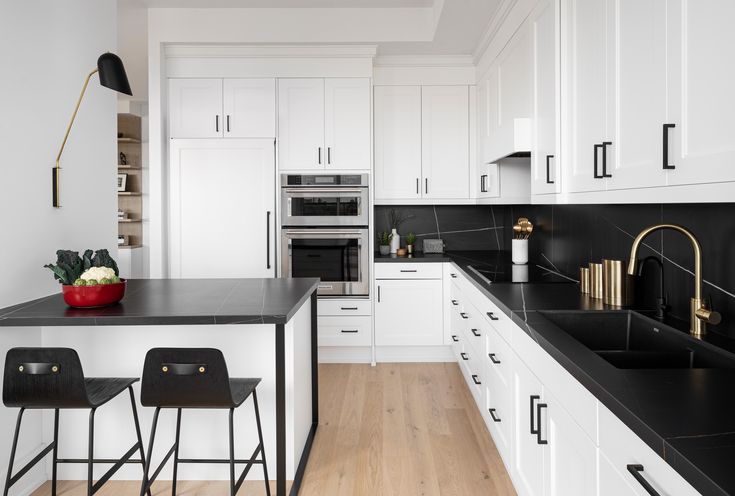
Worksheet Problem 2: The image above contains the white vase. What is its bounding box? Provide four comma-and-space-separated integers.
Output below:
390, 229, 400, 254
512, 239, 528, 265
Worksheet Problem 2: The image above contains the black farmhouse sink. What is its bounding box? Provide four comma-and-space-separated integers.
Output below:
537, 311, 735, 370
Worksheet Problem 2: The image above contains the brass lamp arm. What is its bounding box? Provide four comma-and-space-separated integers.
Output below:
55, 68, 99, 169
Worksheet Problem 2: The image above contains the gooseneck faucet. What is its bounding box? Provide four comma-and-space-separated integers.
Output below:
627, 224, 721, 338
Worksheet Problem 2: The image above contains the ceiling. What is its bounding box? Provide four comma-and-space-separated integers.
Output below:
124, 0, 433, 7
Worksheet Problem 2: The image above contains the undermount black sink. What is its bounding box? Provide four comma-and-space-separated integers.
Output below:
537, 311, 735, 370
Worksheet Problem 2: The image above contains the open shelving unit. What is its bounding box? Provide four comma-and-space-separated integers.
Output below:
117, 113, 143, 249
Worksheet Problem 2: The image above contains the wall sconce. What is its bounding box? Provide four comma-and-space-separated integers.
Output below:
53, 52, 132, 208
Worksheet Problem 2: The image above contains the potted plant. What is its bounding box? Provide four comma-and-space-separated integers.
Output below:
377, 231, 393, 256
386, 209, 414, 254
405, 232, 417, 255
44, 249, 125, 308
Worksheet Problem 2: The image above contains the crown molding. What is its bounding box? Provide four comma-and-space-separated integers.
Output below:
373, 54, 475, 68
472, 0, 518, 62
164, 44, 378, 58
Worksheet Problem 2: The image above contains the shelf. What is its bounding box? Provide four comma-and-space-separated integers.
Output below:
118, 165, 142, 170
118, 138, 141, 144
118, 219, 142, 223
118, 244, 142, 250
118, 191, 142, 196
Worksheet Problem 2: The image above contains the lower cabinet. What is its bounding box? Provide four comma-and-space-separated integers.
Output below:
375, 277, 443, 346
512, 357, 546, 496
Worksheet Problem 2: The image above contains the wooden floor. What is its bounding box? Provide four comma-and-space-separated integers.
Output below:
32, 363, 515, 495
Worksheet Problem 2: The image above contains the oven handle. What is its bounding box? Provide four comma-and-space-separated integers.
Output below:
282, 188, 365, 194
283, 230, 365, 236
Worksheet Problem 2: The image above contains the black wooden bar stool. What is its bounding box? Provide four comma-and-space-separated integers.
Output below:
2, 347, 151, 496
139, 348, 270, 496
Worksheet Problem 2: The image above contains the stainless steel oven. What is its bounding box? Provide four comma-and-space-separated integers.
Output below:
281, 174, 369, 227
281, 228, 369, 297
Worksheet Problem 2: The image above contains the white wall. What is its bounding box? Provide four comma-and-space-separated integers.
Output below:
0, 0, 119, 310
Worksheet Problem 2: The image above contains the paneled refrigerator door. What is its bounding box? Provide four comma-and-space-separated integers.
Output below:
169, 139, 276, 279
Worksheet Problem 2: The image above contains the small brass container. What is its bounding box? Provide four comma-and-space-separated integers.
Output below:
589, 263, 603, 299
602, 259, 635, 307
579, 267, 590, 294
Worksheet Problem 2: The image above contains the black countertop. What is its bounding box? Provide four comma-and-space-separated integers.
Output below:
0, 278, 320, 327
437, 252, 735, 496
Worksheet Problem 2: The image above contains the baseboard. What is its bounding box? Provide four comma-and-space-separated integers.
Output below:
318, 346, 372, 363
375, 345, 454, 362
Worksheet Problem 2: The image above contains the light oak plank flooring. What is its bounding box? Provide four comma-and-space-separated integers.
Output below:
31, 363, 515, 495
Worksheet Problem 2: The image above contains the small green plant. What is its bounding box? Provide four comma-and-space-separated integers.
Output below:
405, 232, 417, 246
377, 231, 393, 246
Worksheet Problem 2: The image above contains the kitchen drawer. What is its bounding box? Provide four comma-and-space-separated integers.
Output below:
317, 316, 372, 347
483, 363, 513, 461
484, 324, 513, 391
318, 299, 371, 316
599, 404, 699, 496
375, 262, 443, 280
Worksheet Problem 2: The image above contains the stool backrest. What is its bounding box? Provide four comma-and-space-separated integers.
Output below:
141, 348, 234, 408
3, 348, 90, 408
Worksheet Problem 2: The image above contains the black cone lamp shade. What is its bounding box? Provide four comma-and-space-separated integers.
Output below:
97, 52, 132, 96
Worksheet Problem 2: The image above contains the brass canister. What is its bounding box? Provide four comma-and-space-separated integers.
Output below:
579, 267, 590, 294
589, 263, 603, 299
602, 259, 635, 307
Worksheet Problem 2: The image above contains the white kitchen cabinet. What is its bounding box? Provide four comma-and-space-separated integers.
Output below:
512, 357, 545, 496
481, 67, 501, 164
375, 278, 443, 346
169, 139, 276, 279
324, 78, 371, 170
477, 163, 500, 198
421, 85, 470, 199
278, 78, 325, 170
531, 0, 561, 195
599, 452, 640, 496
223, 78, 276, 138
374, 86, 422, 200
666, 0, 735, 187
169, 79, 223, 139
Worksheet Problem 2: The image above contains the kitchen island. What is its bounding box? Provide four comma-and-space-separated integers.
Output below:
0, 278, 319, 496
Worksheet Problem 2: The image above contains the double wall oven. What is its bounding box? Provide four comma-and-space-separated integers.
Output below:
281, 174, 370, 297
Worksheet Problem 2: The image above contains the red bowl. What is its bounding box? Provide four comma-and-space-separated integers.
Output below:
62, 280, 126, 308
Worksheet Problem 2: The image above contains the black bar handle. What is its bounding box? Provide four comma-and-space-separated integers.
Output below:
451, 335, 459, 342
530, 395, 540, 435
488, 353, 501, 364
460, 312, 469, 320
460, 353, 469, 361
226, 115, 230, 133
318, 147, 322, 165
377, 285, 381, 303
594, 144, 603, 178
471, 375, 481, 385
489, 408, 501, 422
425, 178, 428, 194
340, 307, 358, 311
487, 312, 499, 321
451, 299, 459, 306
663, 124, 676, 170
266, 211, 271, 269
602, 141, 613, 177
340, 329, 359, 334
450, 273, 458, 279
536, 402, 548, 444
546, 155, 555, 184
400, 269, 418, 273
627, 464, 662, 496
327, 147, 331, 165
416, 178, 419, 194
215, 115, 219, 133
471, 328, 481, 337
480, 174, 488, 192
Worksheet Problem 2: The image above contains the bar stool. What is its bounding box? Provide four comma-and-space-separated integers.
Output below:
2, 347, 151, 496
139, 348, 270, 496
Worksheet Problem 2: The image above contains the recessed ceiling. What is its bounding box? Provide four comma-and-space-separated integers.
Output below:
124, 0, 433, 7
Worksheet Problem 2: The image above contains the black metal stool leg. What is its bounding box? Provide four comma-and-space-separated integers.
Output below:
140, 407, 160, 496
87, 408, 96, 496
229, 408, 236, 496
128, 386, 152, 496
3, 408, 25, 496
253, 390, 271, 496
171, 408, 182, 496
52, 409, 59, 496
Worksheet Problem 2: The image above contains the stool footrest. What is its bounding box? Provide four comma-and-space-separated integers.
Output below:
141, 443, 177, 493
8, 442, 55, 487
235, 443, 265, 493
92, 443, 141, 494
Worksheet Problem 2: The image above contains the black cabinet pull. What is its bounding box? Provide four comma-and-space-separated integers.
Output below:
471, 328, 481, 337
536, 402, 548, 445
318, 147, 322, 165
593, 144, 603, 178
425, 178, 428, 194
400, 269, 418, 273
266, 211, 271, 269
663, 123, 676, 170
340, 307, 358, 311
451, 299, 459, 306
377, 285, 381, 303
451, 335, 459, 342
489, 408, 501, 422
480, 174, 488, 192
487, 312, 499, 321
416, 178, 419, 194
460, 312, 469, 320
450, 273, 457, 279
546, 155, 555, 184
471, 375, 481, 385
627, 464, 662, 496
488, 353, 501, 364
530, 395, 540, 435
215, 115, 219, 133
460, 352, 469, 361
340, 329, 359, 334
226, 115, 230, 132
602, 141, 612, 177
327, 147, 331, 165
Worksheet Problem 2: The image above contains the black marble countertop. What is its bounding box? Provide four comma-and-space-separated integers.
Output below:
443, 253, 735, 496
0, 278, 320, 326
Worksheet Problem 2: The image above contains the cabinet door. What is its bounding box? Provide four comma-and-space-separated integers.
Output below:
324, 78, 371, 170
512, 357, 545, 496
483, 68, 502, 163
375, 279, 443, 346
667, 0, 735, 186
169, 79, 223, 138
561, 0, 610, 193
223, 79, 276, 138
421, 86, 470, 199
531, 0, 561, 195
607, 0, 668, 191
544, 392, 598, 496
374, 86, 422, 200
169, 139, 276, 279
278, 79, 325, 170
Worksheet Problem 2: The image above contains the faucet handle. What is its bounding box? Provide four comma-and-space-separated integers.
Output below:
696, 307, 722, 326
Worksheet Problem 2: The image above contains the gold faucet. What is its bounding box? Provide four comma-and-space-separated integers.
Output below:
627, 224, 721, 338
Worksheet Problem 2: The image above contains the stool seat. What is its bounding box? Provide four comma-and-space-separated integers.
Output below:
230, 378, 261, 408
85, 377, 139, 408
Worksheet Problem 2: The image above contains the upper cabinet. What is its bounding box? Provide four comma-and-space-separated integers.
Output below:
374, 85, 470, 202
278, 78, 370, 171
169, 78, 275, 139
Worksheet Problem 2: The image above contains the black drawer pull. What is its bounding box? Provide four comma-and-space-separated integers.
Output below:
451, 299, 459, 306
451, 335, 459, 342
471, 375, 481, 385
594, 143, 603, 178
663, 123, 676, 170
460, 353, 469, 361
627, 465, 661, 496
488, 353, 501, 364
530, 395, 540, 435
489, 408, 501, 422
460, 312, 469, 320
340, 307, 358, 310
471, 328, 481, 337
340, 329, 359, 334
486, 312, 499, 321
536, 402, 548, 445
601, 141, 613, 177
450, 273, 457, 279
546, 155, 555, 184
400, 269, 418, 273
